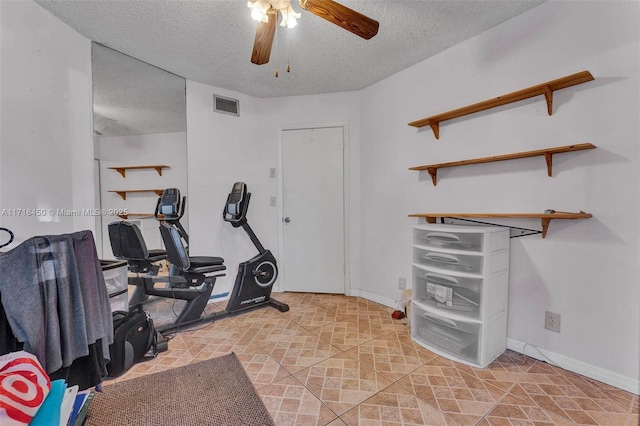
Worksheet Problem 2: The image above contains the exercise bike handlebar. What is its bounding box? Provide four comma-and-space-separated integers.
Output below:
223, 182, 250, 226
223, 182, 266, 254
155, 189, 186, 223
155, 188, 189, 244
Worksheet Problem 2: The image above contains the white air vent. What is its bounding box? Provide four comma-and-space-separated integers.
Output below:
213, 95, 239, 116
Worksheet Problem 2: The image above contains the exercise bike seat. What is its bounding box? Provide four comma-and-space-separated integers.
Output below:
189, 256, 224, 267
108, 221, 167, 274
159, 223, 226, 276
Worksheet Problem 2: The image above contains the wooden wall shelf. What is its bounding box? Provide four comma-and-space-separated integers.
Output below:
117, 213, 155, 220
408, 211, 592, 238
108, 165, 169, 178
108, 189, 164, 200
410, 143, 596, 186
408, 71, 594, 139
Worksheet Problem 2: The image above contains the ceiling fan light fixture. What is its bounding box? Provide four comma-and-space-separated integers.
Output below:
247, 0, 269, 22
248, 0, 300, 27
280, 5, 301, 28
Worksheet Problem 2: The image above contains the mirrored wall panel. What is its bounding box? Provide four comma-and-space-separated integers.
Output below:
92, 43, 188, 257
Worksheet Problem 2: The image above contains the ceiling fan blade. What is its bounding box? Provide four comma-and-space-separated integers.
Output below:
250, 8, 277, 65
299, 0, 379, 40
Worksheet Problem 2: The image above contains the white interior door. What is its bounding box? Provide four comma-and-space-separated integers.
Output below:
281, 126, 345, 293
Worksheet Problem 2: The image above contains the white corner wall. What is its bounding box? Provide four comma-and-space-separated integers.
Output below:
0, 1, 94, 246
186, 83, 361, 296
359, 1, 639, 392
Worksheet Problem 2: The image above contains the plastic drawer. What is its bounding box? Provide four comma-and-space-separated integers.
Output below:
413, 247, 508, 276
412, 305, 480, 364
413, 266, 481, 319
109, 290, 128, 312
413, 224, 509, 254
412, 265, 508, 320
411, 303, 507, 368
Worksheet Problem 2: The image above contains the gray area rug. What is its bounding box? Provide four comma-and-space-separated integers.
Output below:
85, 353, 275, 425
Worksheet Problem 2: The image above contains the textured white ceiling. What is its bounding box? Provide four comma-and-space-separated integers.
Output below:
34, 0, 544, 135
92, 43, 186, 137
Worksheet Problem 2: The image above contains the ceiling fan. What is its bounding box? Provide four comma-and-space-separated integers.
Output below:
248, 0, 379, 65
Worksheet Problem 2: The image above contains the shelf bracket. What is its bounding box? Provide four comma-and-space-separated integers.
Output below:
542, 85, 553, 115
540, 217, 551, 238
427, 167, 438, 186
153, 189, 164, 196
113, 168, 126, 178
115, 191, 126, 200
544, 152, 553, 177
154, 167, 164, 176
429, 122, 439, 140
441, 217, 542, 238
411, 211, 591, 239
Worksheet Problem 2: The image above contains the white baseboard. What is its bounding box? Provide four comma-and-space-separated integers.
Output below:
349, 289, 397, 310
507, 337, 639, 395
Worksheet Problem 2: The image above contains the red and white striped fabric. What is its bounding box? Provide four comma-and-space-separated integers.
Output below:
0, 351, 51, 426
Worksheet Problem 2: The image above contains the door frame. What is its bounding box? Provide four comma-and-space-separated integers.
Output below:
276, 122, 350, 295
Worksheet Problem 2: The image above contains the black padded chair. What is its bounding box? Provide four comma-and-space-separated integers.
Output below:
108, 221, 166, 275
158, 222, 225, 281
108, 220, 168, 306
156, 222, 226, 327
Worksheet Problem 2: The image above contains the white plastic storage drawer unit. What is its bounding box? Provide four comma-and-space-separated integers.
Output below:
411, 224, 510, 368
101, 259, 128, 312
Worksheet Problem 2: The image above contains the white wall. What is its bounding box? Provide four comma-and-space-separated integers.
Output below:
359, 1, 639, 392
186, 83, 361, 297
0, 0, 94, 247
96, 132, 188, 257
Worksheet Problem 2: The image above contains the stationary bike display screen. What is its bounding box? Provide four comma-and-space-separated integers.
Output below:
226, 182, 246, 217
159, 188, 181, 217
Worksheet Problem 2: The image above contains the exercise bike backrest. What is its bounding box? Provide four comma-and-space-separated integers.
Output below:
223, 182, 250, 228
158, 222, 191, 272
155, 188, 186, 223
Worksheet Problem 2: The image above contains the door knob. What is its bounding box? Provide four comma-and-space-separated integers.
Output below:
283, 217, 291, 223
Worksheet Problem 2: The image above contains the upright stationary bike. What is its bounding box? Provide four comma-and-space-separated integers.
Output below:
223, 182, 288, 313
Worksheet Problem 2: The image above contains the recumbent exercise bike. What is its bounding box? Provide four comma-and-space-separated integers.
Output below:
109, 183, 288, 334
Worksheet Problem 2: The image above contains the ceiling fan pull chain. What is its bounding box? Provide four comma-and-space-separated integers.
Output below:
286, 11, 291, 73
275, 15, 279, 77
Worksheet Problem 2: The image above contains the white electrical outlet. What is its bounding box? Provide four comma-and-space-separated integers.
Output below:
270, 196, 276, 207
270, 168, 276, 178
545, 311, 561, 333
398, 277, 406, 290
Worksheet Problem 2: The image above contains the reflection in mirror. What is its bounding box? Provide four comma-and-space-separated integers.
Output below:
92, 43, 186, 136
92, 42, 188, 258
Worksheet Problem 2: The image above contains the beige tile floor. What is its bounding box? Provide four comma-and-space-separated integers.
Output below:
109, 292, 639, 425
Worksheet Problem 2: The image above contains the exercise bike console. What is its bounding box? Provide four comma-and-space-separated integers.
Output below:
157, 188, 182, 217
224, 181, 248, 223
